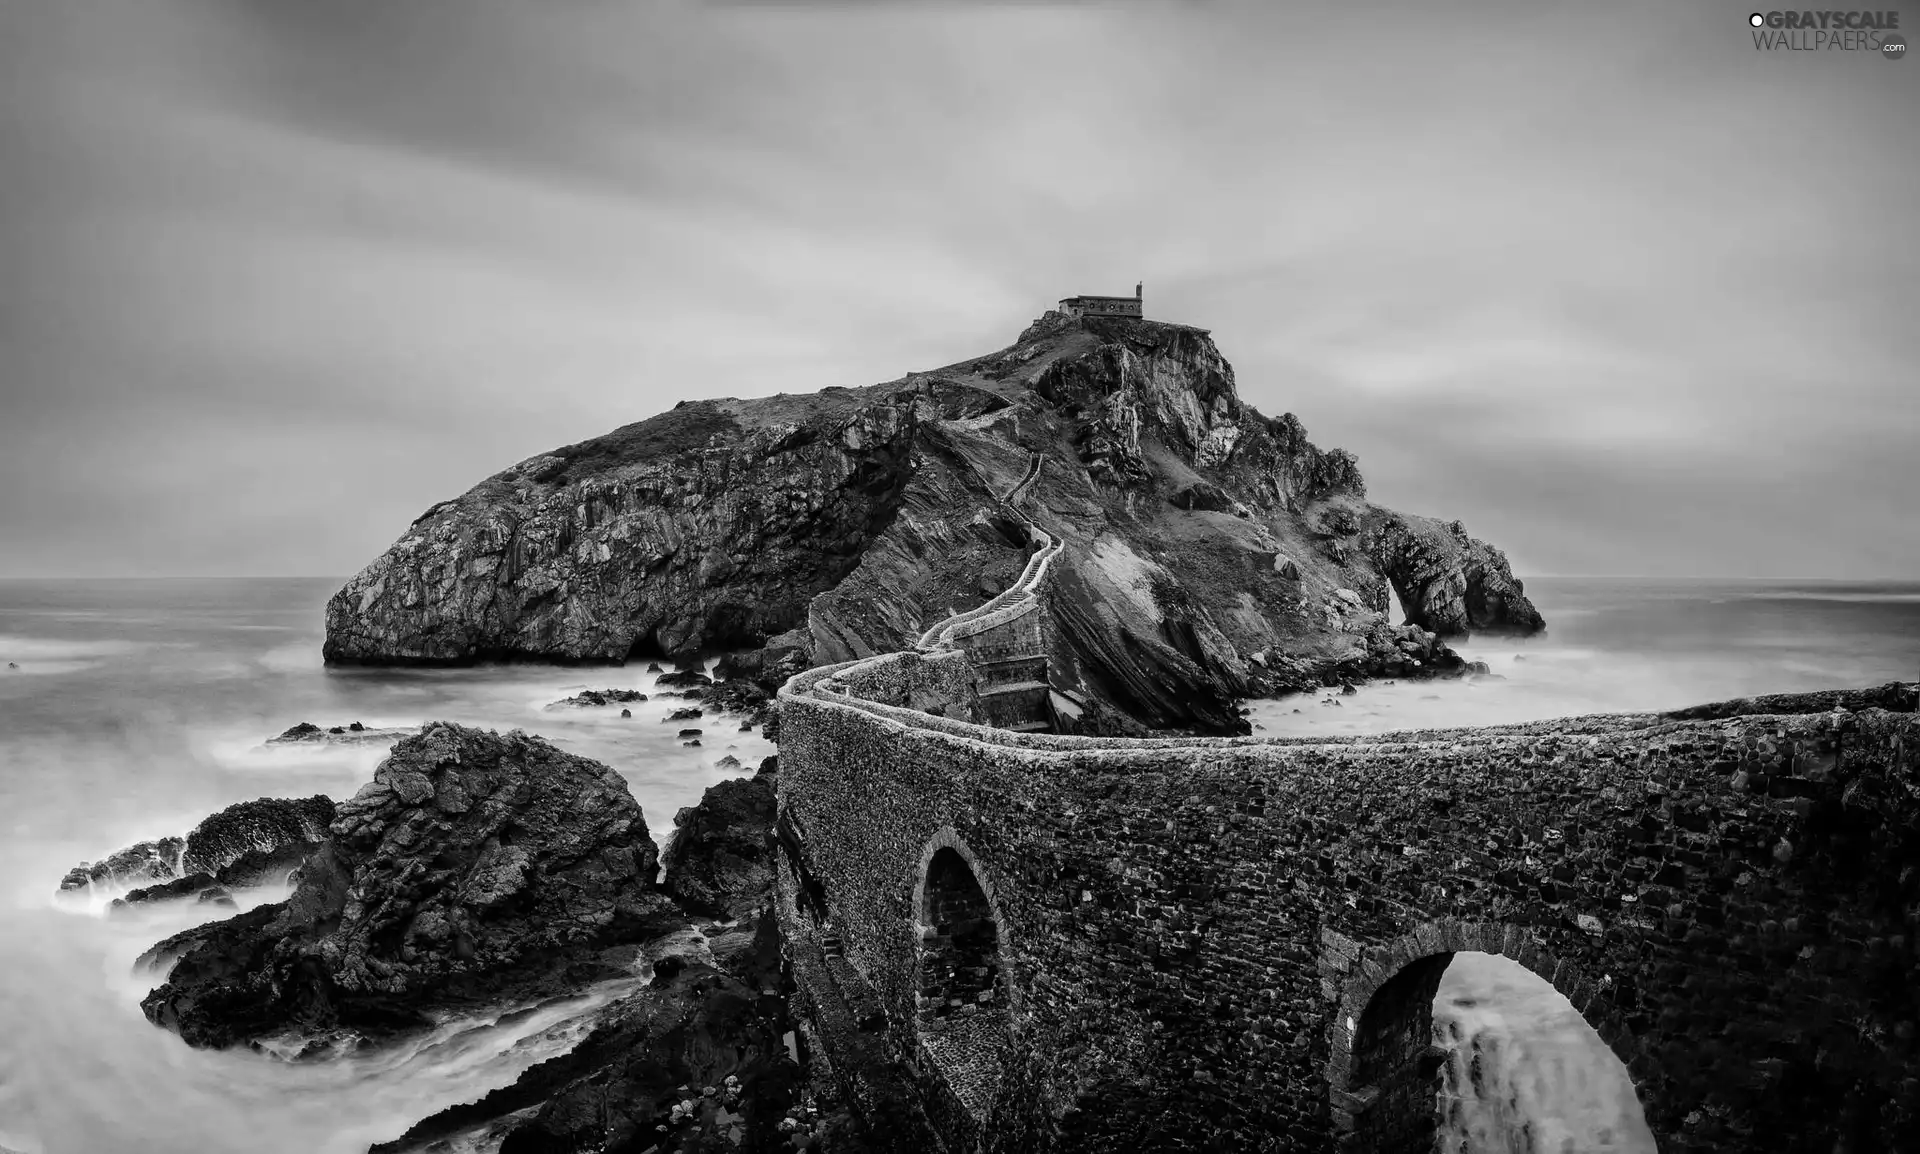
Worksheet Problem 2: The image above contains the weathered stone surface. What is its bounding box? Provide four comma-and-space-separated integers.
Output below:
775, 655, 1920, 1153
323, 312, 1542, 733
369, 948, 798, 1154
661, 756, 778, 921
1364, 511, 1545, 638
58, 836, 184, 894
180, 794, 334, 877
268, 721, 414, 745
545, 687, 647, 708
139, 723, 672, 1049
60, 795, 336, 903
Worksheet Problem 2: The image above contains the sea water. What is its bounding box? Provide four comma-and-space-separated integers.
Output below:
0, 576, 1914, 1152
0, 578, 773, 1154
1251, 576, 1919, 1154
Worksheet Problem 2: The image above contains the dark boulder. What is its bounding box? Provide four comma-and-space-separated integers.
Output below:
181, 795, 334, 877
113, 872, 217, 911
368, 957, 797, 1154
655, 669, 714, 689
661, 757, 778, 921
139, 722, 675, 1050
547, 688, 648, 709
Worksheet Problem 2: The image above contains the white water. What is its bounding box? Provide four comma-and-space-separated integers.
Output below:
1434, 954, 1656, 1153
1, 577, 1914, 1152
0, 578, 773, 1154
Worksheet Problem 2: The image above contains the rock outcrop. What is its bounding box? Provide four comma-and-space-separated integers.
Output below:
139, 723, 674, 1049
371, 947, 798, 1154
59, 837, 184, 894
546, 688, 648, 708
365, 755, 797, 1154
59, 795, 336, 902
660, 757, 778, 921
1365, 512, 1546, 637
325, 311, 1544, 731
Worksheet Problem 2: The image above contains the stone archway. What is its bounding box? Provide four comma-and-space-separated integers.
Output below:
911, 829, 1011, 1021
910, 828, 1014, 1125
1324, 921, 1648, 1152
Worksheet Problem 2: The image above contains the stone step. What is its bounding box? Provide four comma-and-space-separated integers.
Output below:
978, 680, 1048, 697
975, 652, 1046, 666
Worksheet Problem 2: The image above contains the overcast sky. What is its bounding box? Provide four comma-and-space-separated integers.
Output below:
0, 0, 1913, 580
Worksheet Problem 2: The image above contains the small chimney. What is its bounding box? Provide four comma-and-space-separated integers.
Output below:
1135, 281, 1143, 301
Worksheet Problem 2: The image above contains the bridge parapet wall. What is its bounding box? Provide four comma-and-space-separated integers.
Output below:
775, 675, 1920, 1152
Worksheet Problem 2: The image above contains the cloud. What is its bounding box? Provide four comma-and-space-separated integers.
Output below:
0, 0, 1911, 578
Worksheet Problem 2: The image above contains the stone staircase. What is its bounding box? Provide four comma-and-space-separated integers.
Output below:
972, 653, 1053, 733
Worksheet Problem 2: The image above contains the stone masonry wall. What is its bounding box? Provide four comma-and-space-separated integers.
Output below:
775, 665, 1920, 1153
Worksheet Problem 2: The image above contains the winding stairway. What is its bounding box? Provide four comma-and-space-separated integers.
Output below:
922, 452, 1061, 734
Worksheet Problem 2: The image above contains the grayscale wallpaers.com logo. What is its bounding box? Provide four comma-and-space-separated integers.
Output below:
1748, 10, 1906, 56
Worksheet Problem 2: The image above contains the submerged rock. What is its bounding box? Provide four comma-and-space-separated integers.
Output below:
547, 687, 648, 708
268, 721, 415, 746
139, 722, 676, 1049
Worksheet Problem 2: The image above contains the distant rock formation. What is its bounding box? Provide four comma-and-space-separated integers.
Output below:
268, 721, 415, 745
139, 723, 676, 1049
545, 688, 647, 708
324, 312, 1545, 731
1365, 512, 1546, 637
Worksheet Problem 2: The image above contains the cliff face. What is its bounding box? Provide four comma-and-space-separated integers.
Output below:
326, 312, 1544, 731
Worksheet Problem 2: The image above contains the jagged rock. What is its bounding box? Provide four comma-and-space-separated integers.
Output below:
655, 669, 714, 688
620, 708, 631, 718
182, 795, 334, 877
92, 796, 333, 910
676, 728, 703, 738
547, 688, 648, 708
666, 707, 703, 722
60, 837, 184, 893
114, 872, 217, 911
1365, 512, 1545, 638
268, 722, 415, 746
324, 312, 1543, 732
661, 757, 777, 921
138, 722, 675, 1050
368, 953, 797, 1154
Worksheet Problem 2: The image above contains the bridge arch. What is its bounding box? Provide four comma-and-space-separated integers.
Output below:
910, 826, 1014, 1022
1325, 920, 1648, 1151
908, 827, 1019, 1126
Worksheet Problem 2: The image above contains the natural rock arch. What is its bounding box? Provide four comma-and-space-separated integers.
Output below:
1325, 920, 1649, 1152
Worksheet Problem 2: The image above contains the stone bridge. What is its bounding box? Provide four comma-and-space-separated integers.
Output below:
773, 462, 1920, 1153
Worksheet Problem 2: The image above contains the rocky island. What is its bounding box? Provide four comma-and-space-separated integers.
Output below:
323, 311, 1542, 733
117, 304, 1920, 1152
